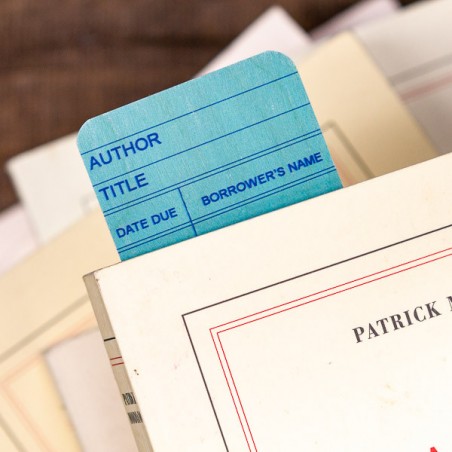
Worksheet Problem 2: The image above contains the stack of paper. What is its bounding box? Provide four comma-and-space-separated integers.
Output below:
1, 1, 450, 450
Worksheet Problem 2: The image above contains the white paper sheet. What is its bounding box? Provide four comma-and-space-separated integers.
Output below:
45, 330, 138, 452
6, 134, 98, 243
0, 204, 36, 275
355, 0, 452, 154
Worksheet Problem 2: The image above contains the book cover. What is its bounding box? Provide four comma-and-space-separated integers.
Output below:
85, 153, 452, 451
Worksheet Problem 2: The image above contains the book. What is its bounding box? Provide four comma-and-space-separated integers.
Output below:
355, 0, 452, 154
45, 329, 138, 452
0, 210, 117, 451
85, 153, 452, 451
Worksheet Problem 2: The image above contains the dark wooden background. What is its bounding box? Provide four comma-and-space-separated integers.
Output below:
0, 0, 418, 212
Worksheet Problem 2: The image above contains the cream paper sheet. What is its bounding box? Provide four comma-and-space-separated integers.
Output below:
0, 210, 117, 451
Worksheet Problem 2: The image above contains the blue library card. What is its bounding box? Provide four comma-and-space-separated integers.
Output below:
78, 52, 342, 260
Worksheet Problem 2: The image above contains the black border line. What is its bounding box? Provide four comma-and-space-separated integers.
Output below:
182, 316, 230, 451
182, 222, 452, 450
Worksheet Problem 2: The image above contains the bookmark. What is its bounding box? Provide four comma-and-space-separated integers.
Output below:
78, 51, 341, 260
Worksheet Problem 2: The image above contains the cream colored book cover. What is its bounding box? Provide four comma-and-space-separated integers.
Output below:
86, 154, 452, 451
0, 210, 117, 451
297, 33, 438, 185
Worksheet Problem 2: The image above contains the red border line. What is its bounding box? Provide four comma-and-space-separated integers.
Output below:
218, 333, 258, 452
210, 246, 452, 333
218, 252, 452, 334
210, 247, 452, 451
210, 329, 252, 452
110, 356, 122, 361
401, 71, 452, 100
110, 356, 124, 367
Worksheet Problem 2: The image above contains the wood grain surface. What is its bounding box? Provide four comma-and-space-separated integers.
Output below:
0, 0, 417, 211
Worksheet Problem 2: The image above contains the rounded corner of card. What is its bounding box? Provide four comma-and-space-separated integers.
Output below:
77, 118, 95, 153
260, 50, 298, 72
